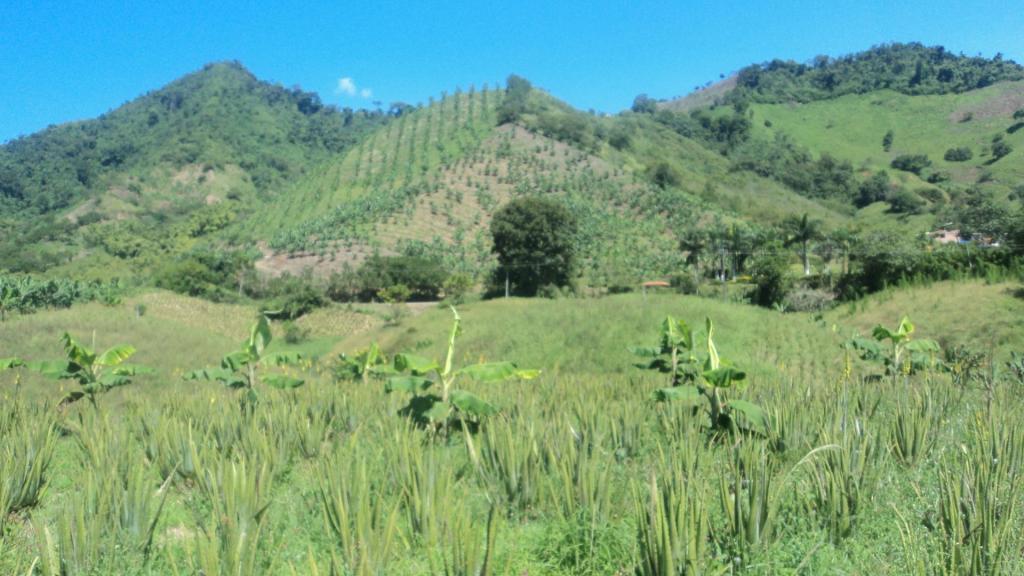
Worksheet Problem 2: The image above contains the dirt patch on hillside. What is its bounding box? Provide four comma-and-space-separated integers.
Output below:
949, 81, 1024, 122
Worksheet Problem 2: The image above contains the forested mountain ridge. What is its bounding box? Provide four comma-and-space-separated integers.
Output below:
0, 61, 385, 270
665, 42, 1024, 109
1, 43, 1022, 294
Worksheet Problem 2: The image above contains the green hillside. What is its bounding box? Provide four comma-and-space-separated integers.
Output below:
751, 81, 1024, 192
1, 43, 1021, 301
0, 61, 385, 273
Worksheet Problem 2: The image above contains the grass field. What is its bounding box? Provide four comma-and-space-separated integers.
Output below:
1, 281, 1023, 575
752, 80, 1024, 196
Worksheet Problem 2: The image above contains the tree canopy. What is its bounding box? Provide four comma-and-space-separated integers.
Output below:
490, 196, 578, 296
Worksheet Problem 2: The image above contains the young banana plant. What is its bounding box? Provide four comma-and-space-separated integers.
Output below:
635, 317, 765, 435
848, 315, 941, 375
29, 333, 150, 408
385, 306, 538, 427
1, 357, 25, 393
628, 316, 698, 386
335, 342, 393, 384
185, 315, 304, 407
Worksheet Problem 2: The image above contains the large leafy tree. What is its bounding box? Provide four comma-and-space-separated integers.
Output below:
490, 196, 577, 296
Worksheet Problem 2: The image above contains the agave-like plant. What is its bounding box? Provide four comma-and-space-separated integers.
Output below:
633, 317, 765, 434
29, 333, 149, 408
385, 306, 538, 427
186, 315, 305, 408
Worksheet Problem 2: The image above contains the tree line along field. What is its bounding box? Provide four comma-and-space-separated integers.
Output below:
1, 281, 1023, 575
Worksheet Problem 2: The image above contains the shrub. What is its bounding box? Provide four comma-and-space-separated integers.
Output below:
748, 246, 792, 307
265, 282, 326, 320
442, 273, 473, 304
282, 321, 310, 344
890, 154, 931, 175
887, 189, 926, 214
991, 139, 1013, 161
358, 256, 446, 301
783, 287, 835, 312
944, 147, 973, 162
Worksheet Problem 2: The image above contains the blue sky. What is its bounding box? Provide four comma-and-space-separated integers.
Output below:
2, 1, 1022, 142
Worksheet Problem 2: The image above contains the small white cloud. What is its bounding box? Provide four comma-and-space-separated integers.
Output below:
335, 76, 373, 99
336, 77, 357, 96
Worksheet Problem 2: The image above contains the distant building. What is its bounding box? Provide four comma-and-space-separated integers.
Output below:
928, 228, 962, 244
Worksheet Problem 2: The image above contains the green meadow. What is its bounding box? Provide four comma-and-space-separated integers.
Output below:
2, 281, 1023, 575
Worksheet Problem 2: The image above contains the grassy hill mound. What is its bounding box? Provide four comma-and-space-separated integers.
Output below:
751, 80, 1024, 194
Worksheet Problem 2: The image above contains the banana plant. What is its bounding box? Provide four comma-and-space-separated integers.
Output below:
29, 333, 149, 408
335, 343, 393, 384
637, 317, 765, 435
385, 306, 538, 427
847, 316, 941, 375
185, 315, 305, 407
628, 316, 698, 386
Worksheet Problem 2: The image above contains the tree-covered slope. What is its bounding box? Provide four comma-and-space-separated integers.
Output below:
0, 61, 385, 271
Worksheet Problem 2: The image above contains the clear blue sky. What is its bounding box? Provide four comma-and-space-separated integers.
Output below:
2, 0, 1022, 143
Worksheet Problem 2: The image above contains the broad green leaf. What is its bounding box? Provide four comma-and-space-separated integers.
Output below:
59, 390, 87, 406
27, 360, 71, 379
457, 362, 539, 382
728, 399, 767, 434
247, 316, 272, 356
705, 318, 720, 371
221, 351, 250, 371
871, 325, 897, 342
702, 366, 746, 388
61, 333, 95, 367
653, 385, 703, 404
450, 390, 498, 416
98, 374, 132, 389
905, 339, 940, 352
394, 353, 440, 375
846, 336, 883, 361
443, 306, 461, 377
0, 357, 24, 370
660, 317, 693, 351
897, 316, 915, 337
112, 364, 153, 376
873, 316, 914, 343
628, 346, 662, 358
96, 345, 136, 367
425, 400, 452, 421
397, 394, 448, 423
264, 374, 305, 389
385, 376, 434, 393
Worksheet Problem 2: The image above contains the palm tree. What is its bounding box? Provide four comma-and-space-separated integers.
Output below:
784, 213, 822, 276
678, 228, 709, 283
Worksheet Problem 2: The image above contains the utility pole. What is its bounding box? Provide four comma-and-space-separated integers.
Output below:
505, 270, 509, 298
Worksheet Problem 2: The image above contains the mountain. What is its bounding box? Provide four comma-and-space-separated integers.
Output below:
1, 44, 1021, 289
0, 61, 385, 271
